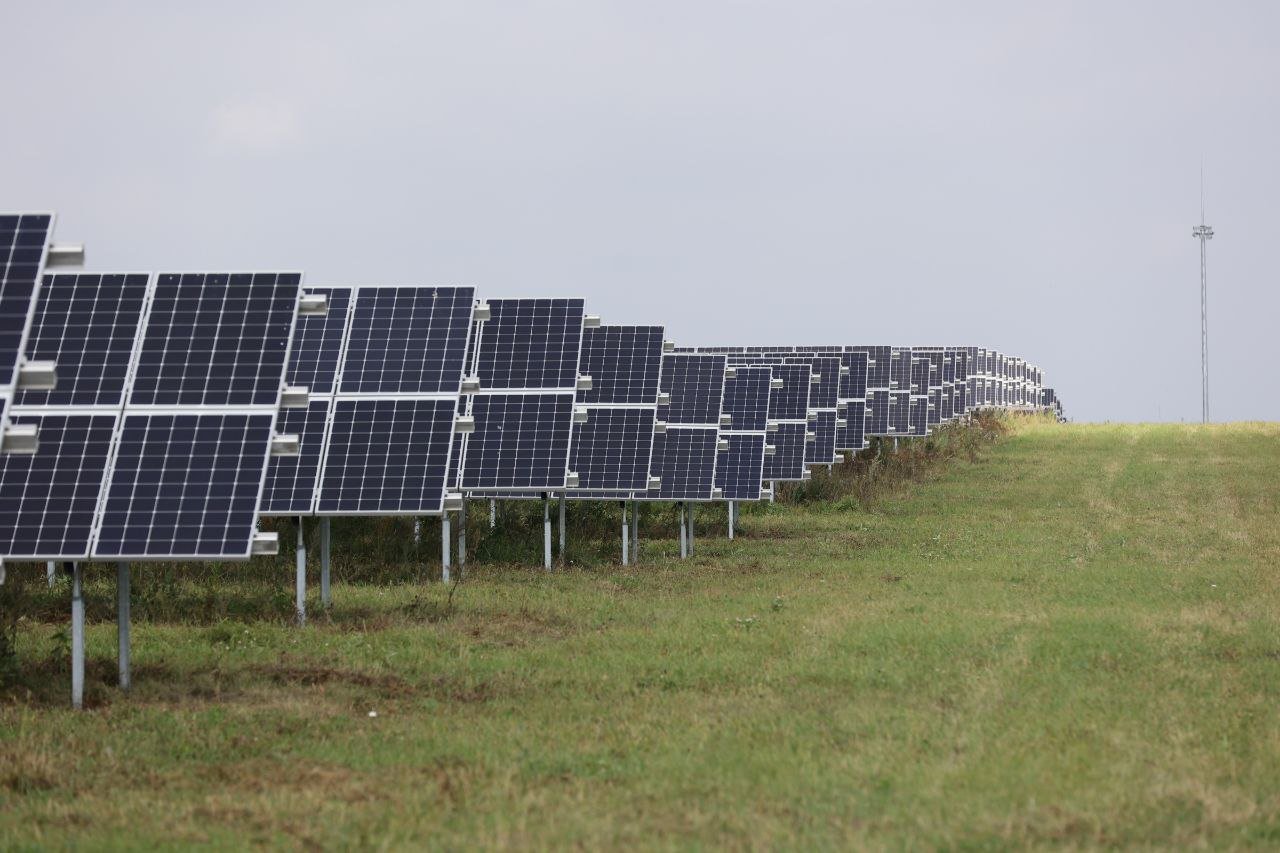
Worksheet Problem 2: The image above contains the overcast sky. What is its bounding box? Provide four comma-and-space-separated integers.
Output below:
4, 1, 1276, 422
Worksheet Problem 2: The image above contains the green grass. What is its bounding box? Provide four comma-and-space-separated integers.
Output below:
3, 420, 1280, 848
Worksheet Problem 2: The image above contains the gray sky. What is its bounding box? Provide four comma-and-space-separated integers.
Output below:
5, 1, 1277, 422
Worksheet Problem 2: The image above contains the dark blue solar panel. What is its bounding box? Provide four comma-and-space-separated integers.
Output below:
786, 356, 839, 409
909, 397, 930, 437
568, 407, 656, 491
762, 422, 806, 481
807, 410, 837, 465
15, 273, 149, 407
842, 351, 869, 399
462, 393, 574, 489
0, 213, 52, 390
261, 399, 330, 514
768, 364, 810, 421
851, 346, 891, 389
130, 272, 302, 406
659, 354, 726, 425
317, 398, 454, 514
285, 286, 351, 393
339, 286, 474, 394
911, 357, 929, 397
648, 427, 718, 500
0, 413, 116, 559
866, 389, 890, 436
715, 433, 765, 501
476, 298, 584, 390
889, 391, 910, 433
722, 366, 771, 431
889, 348, 911, 391
836, 399, 868, 450
577, 325, 664, 404
94, 412, 274, 559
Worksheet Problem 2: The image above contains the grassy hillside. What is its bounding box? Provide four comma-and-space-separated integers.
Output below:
3, 420, 1280, 848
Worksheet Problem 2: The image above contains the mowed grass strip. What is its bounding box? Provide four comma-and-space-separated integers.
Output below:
3, 421, 1280, 848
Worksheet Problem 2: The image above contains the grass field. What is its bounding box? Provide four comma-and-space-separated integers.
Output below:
3, 419, 1280, 848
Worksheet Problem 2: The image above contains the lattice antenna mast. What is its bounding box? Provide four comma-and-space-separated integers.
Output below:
1192, 170, 1213, 424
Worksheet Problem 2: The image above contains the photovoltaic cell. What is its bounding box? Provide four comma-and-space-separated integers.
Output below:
95, 412, 275, 559
130, 272, 302, 406
568, 407, 656, 491
647, 427, 718, 500
476, 298, 585, 390
577, 325, 664, 404
837, 399, 867, 451
0, 413, 117, 559
768, 364, 810, 421
462, 393, 574, 490
659, 354, 726, 425
339, 287, 472, 394
0, 213, 52, 390
715, 433, 765, 501
284, 286, 351, 394
722, 366, 771, 431
261, 399, 330, 514
317, 398, 455, 513
15, 273, 149, 407
807, 410, 837, 464
762, 422, 807, 481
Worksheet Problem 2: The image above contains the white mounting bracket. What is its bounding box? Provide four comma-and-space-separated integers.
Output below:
270, 433, 301, 456
298, 293, 328, 316
1, 423, 39, 455
17, 361, 56, 391
252, 531, 279, 556
280, 386, 310, 408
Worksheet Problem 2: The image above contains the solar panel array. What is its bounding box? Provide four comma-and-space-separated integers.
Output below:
0, 208, 1066, 573
0, 255, 305, 561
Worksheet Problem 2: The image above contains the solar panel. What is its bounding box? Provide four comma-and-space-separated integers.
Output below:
339, 287, 472, 394
0, 213, 53, 391
867, 389, 890, 435
15, 273, 149, 407
763, 422, 806, 481
0, 413, 117, 559
721, 366, 771, 431
130, 272, 301, 407
767, 364, 810, 421
462, 393, 575, 490
315, 286, 475, 514
838, 399, 868, 451
647, 426, 719, 501
569, 407, 656, 491
577, 325, 664, 404
475, 298, 585, 390
317, 398, 456, 513
284, 286, 351, 394
95, 412, 276, 559
261, 399, 330, 515
659, 354, 726, 426
715, 433, 765, 501
889, 390, 910, 434
808, 410, 838, 463
262, 286, 354, 515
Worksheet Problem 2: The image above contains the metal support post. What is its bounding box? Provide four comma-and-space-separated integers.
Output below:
320, 517, 331, 609
295, 517, 306, 626
117, 562, 131, 691
543, 493, 552, 569
621, 501, 629, 566
70, 562, 83, 709
442, 514, 452, 583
